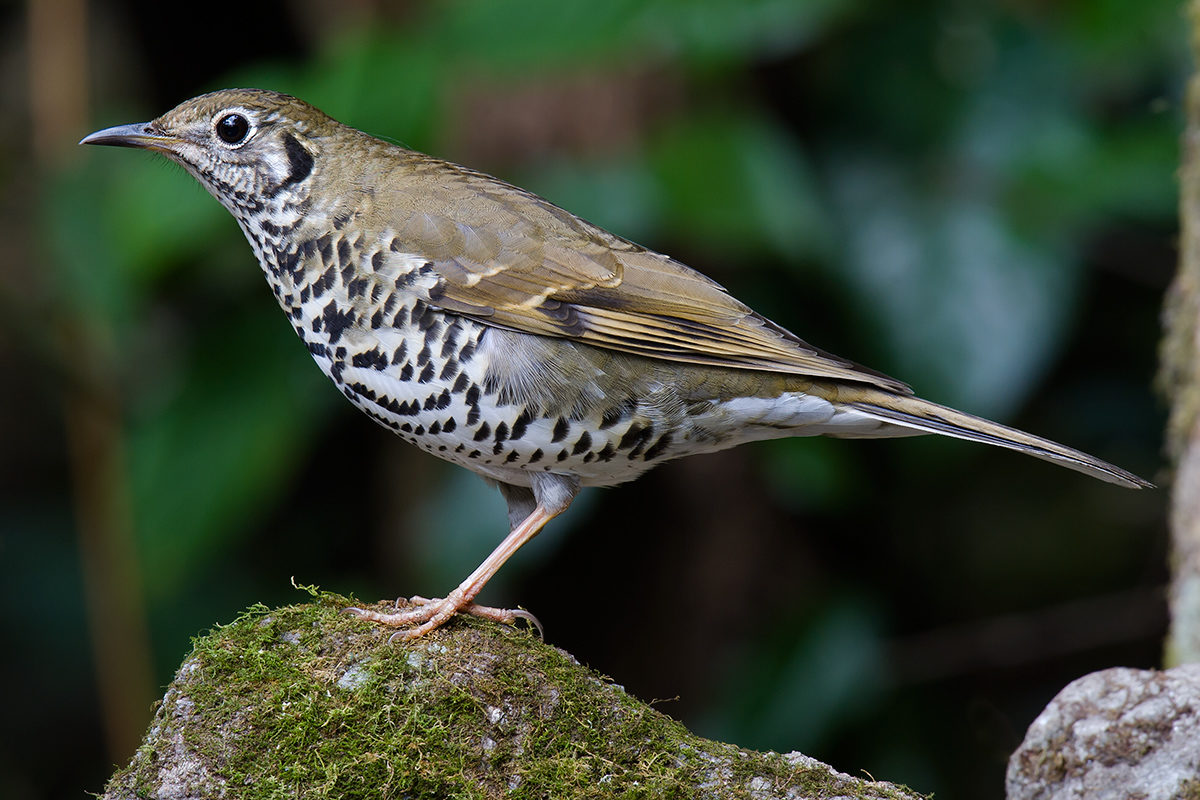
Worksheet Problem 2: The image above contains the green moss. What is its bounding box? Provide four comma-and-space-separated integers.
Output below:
104, 593, 926, 799
1178, 777, 1200, 800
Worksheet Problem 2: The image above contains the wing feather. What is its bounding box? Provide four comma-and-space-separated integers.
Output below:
379, 152, 911, 394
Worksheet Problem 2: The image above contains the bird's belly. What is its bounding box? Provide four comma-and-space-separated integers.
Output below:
315, 345, 670, 488
283, 298, 650, 487
292, 301, 902, 490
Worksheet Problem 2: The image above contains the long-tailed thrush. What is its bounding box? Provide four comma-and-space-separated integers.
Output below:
81, 89, 1151, 639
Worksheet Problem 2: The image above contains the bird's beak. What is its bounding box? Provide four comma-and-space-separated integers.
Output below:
79, 122, 179, 152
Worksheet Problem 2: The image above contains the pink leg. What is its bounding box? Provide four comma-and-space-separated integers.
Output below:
345, 504, 560, 640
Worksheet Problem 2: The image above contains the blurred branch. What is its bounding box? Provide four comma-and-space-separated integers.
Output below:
888, 587, 1166, 685
1160, 0, 1200, 667
28, 0, 88, 166
29, 0, 156, 760
60, 325, 155, 761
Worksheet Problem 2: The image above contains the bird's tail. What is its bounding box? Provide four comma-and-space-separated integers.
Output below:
841, 393, 1153, 489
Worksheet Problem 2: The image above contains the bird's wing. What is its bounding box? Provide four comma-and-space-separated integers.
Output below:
383, 155, 911, 394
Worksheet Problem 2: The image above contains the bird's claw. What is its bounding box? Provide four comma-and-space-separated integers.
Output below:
343, 595, 543, 640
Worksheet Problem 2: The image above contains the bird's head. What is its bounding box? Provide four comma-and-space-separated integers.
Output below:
81, 88, 331, 215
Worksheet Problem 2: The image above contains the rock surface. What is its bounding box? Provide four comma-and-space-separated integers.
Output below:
102, 595, 926, 799
1006, 664, 1200, 800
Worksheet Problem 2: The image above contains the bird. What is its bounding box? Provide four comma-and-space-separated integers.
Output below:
81, 88, 1151, 639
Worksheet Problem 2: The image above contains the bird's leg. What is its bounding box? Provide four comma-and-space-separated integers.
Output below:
348, 504, 560, 639
385, 483, 536, 612
497, 482, 539, 530
347, 473, 578, 640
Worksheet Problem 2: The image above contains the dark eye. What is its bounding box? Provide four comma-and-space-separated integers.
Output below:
215, 113, 250, 145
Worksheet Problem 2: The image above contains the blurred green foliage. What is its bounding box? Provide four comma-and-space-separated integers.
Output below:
2, 0, 1180, 798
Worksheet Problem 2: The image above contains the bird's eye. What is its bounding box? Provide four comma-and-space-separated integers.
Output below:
215, 113, 251, 145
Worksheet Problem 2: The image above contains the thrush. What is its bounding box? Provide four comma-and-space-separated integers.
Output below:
81, 88, 1151, 639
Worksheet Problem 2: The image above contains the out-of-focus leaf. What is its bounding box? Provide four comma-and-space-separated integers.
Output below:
423, 0, 649, 71
423, 0, 857, 73
103, 160, 228, 281
50, 142, 232, 353
220, 34, 444, 153
1009, 118, 1180, 237
818, 35, 1131, 416
650, 114, 830, 261
1058, 0, 1188, 73
67, 130, 229, 282
948, 34, 1180, 238
520, 155, 663, 245
639, 0, 857, 64
828, 155, 1075, 416
304, 34, 445, 152
44, 164, 138, 328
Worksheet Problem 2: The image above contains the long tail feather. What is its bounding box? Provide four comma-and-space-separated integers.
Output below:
845, 395, 1153, 489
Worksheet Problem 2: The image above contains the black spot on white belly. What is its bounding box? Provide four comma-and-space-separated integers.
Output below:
320, 302, 356, 343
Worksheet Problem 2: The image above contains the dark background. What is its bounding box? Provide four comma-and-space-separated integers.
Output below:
1, 1, 1178, 797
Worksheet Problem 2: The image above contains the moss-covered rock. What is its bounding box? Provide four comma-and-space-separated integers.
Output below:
102, 593, 925, 799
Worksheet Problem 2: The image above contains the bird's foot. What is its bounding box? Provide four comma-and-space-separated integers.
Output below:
344, 594, 542, 641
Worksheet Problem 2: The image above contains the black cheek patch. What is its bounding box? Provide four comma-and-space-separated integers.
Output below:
279, 133, 314, 187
